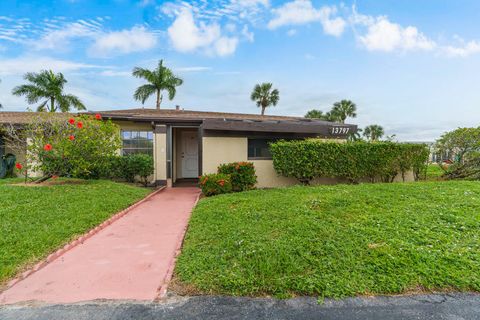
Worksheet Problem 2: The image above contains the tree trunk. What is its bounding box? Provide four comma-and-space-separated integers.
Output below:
34, 174, 53, 184
50, 97, 55, 112
261, 106, 265, 116
156, 89, 161, 110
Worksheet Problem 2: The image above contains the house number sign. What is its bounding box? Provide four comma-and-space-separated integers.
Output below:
329, 127, 350, 135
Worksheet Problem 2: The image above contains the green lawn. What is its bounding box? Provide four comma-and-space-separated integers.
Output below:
0, 179, 150, 283
176, 181, 480, 298
425, 164, 445, 181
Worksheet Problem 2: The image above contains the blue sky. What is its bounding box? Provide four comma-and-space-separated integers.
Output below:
1, 0, 480, 141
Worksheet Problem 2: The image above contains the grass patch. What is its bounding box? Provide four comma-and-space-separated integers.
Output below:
425, 164, 445, 181
0, 179, 150, 283
176, 181, 480, 298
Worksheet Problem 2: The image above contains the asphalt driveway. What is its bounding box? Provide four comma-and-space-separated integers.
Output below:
1, 293, 479, 320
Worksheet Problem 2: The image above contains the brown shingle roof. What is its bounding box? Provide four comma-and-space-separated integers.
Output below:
1, 108, 344, 126
0, 112, 70, 125
94, 108, 308, 122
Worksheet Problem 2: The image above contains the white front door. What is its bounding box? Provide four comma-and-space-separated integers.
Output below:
180, 131, 198, 178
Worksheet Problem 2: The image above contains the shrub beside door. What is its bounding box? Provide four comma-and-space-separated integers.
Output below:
199, 162, 257, 196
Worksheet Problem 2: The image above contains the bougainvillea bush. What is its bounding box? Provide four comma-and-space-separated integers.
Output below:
199, 173, 233, 196
17, 113, 121, 181
217, 162, 257, 191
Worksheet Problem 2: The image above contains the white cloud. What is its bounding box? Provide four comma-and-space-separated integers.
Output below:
0, 56, 101, 76
167, 8, 239, 57
242, 25, 254, 42
0, 17, 32, 43
0, 17, 157, 57
232, 0, 269, 7
176, 66, 212, 72
351, 8, 480, 57
443, 40, 480, 58
225, 0, 269, 22
33, 20, 100, 50
89, 26, 157, 57
99, 70, 131, 77
287, 29, 297, 36
356, 16, 436, 52
267, 0, 346, 37
213, 37, 239, 56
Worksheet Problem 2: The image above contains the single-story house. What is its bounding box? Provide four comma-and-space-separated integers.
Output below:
0, 108, 357, 188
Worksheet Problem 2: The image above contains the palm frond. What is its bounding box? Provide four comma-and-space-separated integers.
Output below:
133, 84, 157, 104
132, 67, 155, 82
166, 86, 176, 100
12, 85, 46, 104
58, 94, 86, 112
36, 99, 50, 112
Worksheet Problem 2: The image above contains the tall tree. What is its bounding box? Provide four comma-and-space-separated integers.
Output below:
436, 127, 480, 164
132, 60, 183, 110
12, 70, 85, 112
250, 83, 280, 116
305, 109, 333, 121
331, 100, 357, 123
348, 128, 363, 142
363, 124, 385, 142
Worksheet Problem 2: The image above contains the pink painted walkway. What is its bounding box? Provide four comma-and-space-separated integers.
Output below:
0, 187, 200, 304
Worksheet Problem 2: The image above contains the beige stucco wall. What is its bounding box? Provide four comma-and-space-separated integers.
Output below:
201, 136, 416, 188
202, 136, 339, 188
252, 160, 341, 188
202, 136, 248, 174
251, 160, 297, 188
113, 120, 152, 131
154, 129, 167, 182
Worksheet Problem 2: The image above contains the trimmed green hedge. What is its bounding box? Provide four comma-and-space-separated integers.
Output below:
270, 140, 429, 184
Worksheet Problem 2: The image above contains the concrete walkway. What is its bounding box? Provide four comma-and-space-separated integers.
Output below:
0, 187, 200, 305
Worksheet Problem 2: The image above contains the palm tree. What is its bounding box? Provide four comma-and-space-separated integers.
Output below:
363, 124, 385, 142
305, 109, 326, 119
132, 60, 183, 110
12, 70, 85, 112
304, 109, 336, 121
331, 100, 357, 123
348, 128, 363, 142
250, 83, 280, 116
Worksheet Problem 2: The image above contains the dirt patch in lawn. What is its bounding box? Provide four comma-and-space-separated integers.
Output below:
168, 274, 205, 296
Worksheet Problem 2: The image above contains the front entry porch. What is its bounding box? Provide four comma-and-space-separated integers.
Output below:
171, 127, 200, 187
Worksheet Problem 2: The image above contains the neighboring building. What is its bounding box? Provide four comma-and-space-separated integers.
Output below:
0, 108, 357, 188
404, 141, 452, 163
